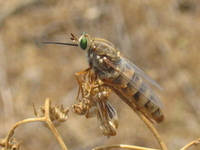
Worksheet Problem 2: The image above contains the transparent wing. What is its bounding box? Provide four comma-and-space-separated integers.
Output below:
105, 56, 163, 108
122, 57, 163, 90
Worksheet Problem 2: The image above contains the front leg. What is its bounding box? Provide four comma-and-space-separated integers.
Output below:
75, 67, 92, 100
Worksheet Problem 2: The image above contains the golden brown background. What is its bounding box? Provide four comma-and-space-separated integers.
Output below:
0, 0, 200, 149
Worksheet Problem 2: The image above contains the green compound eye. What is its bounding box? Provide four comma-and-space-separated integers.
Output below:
81, 32, 87, 36
80, 37, 87, 50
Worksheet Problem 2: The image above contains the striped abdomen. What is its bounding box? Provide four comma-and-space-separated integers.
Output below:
103, 66, 164, 123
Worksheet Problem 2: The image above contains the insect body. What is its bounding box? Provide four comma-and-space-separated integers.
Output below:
44, 32, 164, 123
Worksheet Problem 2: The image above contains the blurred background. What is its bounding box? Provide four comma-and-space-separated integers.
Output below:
0, 0, 200, 149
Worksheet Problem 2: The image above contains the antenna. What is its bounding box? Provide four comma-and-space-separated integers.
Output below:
43, 41, 78, 47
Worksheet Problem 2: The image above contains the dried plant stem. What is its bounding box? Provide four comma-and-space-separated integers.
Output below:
131, 105, 167, 150
2, 99, 68, 150
180, 137, 200, 150
43, 99, 68, 150
3, 117, 44, 148
111, 88, 167, 150
93, 144, 158, 150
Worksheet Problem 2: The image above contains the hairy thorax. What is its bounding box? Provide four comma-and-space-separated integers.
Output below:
88, 39, 121, 82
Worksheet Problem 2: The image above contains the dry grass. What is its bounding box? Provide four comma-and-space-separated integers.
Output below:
0, 0, 200, 149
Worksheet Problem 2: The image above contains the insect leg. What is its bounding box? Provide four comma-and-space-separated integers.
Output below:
75, 67, 92, 100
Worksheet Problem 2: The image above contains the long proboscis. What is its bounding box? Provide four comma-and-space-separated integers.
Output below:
43, 41, 78, 47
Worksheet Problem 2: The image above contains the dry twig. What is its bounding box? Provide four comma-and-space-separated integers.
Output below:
111, 88, 167, 150
0, 98, 69, 150
180, 137, 200, 150
93, 144, 158, 150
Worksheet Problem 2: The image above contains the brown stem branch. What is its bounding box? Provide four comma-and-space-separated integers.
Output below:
1, 99, 68, 150
180, 137, 200, 150
132, 107, 167, 150
43, 99, 68, 150
110, 88, 167, 150
93, 144, 159, 150
3, 117, 45, 148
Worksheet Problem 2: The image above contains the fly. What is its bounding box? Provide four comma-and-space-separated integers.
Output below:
44, 32, 164, 123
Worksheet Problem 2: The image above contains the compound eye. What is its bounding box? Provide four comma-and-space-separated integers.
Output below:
81, 32, 87, 36
80, 37, 87, 50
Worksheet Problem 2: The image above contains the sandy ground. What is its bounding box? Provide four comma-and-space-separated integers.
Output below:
0, 0, 200, 149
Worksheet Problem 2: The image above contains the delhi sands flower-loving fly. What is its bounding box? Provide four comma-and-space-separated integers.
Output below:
44, 32, 164, 123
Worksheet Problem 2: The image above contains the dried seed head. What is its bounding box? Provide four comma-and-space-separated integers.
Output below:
33, 104, 45, 118
50, 104, 69, 126
74, 69, 119, 137
99, 120, 118, 137
73, 102, 86, 115
0, 138, 22, 150
97, 101, 118, 137
33, 103, 69, 127
10, 140, 22, 150
73, 99, 97, 118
